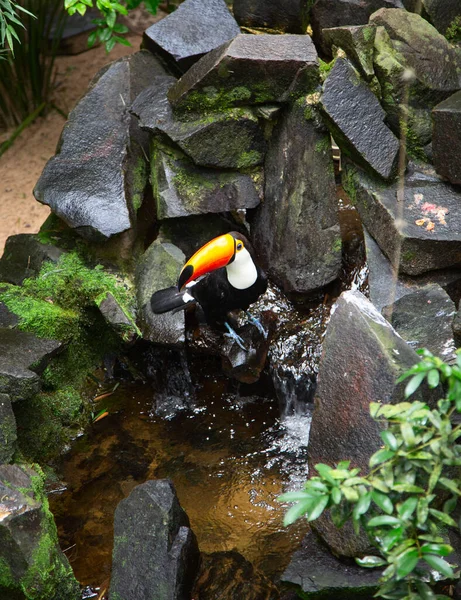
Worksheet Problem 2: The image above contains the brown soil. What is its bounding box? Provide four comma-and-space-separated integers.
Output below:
0, 8, 165, 254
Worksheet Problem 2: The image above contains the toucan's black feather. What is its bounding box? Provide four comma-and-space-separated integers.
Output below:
150, 286, 195, 314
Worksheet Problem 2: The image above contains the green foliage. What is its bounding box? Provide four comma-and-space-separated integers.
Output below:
0, 0, 35, 55
281, 349, 461, 599
446, 16, 461, 44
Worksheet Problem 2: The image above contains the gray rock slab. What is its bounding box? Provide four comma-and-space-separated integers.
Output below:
321, 58, 399, 180
109, 479, 200, 600
281, 531, 380, 597
343, 163, 461, 275
233, 0, 309, 33
308, 289, 435, 556
151, 141, 261, 220
132, 76, 266, 169
142, 0, 240, 72
0, 234, 64, 286
168, 33, 319, 112
0, 329, 62, 401
433, 91, 461, 185
252, 99, 341, 295
423, 0, 461, 36
135, 239, 185, 346
0, 393, 16, 463
383, 284, 457, 362
323, 25, 376, 80
310, 0, 404, 56
0, 301, 19, 328
95, 291, 138, 343
34, 52, 165, 241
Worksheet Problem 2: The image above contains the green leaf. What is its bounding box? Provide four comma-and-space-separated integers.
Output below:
395, 547, 419, 580
428, 462, 442, 492
283, 500, 312, 526
76, 4, 87, 16
381, 430, 399, 451
397, 497, 418, 520
113, 22, 129, 33
106, 9, 116, 28
381, 527, 403, 553
278, 491, 312, 503
369, 478, 390, 494
401, 422, 416, 447
370, 449, 395, 467
315, 463, 336, 484
428, 508, 457, 527
422, 554, 454, 579
371, 490, 393, 514
355, 555, 387, 568
105, 37, 116, 52
421, 544, 453, 557
87, 30, 98, 47
392, 483, 425, 494
353, 492, 371, 518
427, 369, 440, 388
405, 372, 426, 398
443, 495, 457, 514
341, 486, 359, 503
415, 581, 436, 600
307, 495, 329, 521
367, 515, 401, 527
331, 487, 341, 505
113, 35, 132, 46
439, 477, 461, 495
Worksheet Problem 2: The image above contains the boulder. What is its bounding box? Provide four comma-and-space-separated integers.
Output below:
135, 238, 185, 346
422, 0, 461, 37
323, 25, 376, 81
95, 291, 139, 343
143, 0, 239, 73
232, 0, 309, 34
0, 329, 61, 401
252, 100, 341, 295
320, 58, 399, 180
0, 393, 17, 463
132, 76, 266, 169
281, 531, 380, 598
151, 140, 261, 220
310, 0, 404, 56
383, 284, 457, 362
0, 234, 64, 286
308, 289, 433, 556
168, 34, 319, 112
0, 464, 79, 600
433, 91, 461, 185
193, 550, 279, 599
34, 51, 165, 241
453, 308, 461, 348
343, 163, 461, 275
109, 479, 200, 600
0, 300, 19, 328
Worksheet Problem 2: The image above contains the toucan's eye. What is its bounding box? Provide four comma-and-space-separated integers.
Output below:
236, 242, 243, 251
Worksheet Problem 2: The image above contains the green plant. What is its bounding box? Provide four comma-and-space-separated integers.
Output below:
0, 0, 34, 55
280, 349, 461, 599
446, 16, 461, 44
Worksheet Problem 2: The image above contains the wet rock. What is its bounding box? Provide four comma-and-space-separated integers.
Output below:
110, 479, 200, 600
95, 291, 139, 343
0, 464, 80, 600
151, 140, 261, 220
193, 550, 279, 599
423, 0, 461, 36
142, 0, 239, 72
233, 0, 309, 34
0, 393, 16, 463
252, 99, 341, 295
308, 289, 432, 556
310, 0, 403, 56
323, 25, 376, 81
281, 531, 380, 598
0, 234, 64, 286
132, 76, 266, 169
135, 238, 185, 346
343, 163, 461, 275
433, 91, 461, 185
320, 58, 399, 180
168, 34, 319, 112
0, 300, 19, 328
34, 51, 165, 241
0, 329, 62, 402
383, 284, 456, 362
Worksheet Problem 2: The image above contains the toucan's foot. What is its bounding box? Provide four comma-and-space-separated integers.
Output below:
224, 322, 248, 351
245, 311, 267, 338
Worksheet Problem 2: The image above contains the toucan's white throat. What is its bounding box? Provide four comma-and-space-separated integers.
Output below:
225, 247, 258, 290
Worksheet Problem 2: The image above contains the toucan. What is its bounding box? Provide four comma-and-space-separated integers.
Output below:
150, 231, 268, 348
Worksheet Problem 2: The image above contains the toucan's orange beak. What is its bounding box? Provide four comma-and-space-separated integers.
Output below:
178, 233, 235, 290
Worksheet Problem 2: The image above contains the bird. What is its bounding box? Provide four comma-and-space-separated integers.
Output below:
150, 231, 267, 349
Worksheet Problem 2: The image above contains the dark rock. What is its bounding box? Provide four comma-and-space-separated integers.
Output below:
193, 550, 279, 599
34, 51, 165, 241
168, 34, 319, 112
453, 309, 461, 348
0, 301, 19, 328
281, 531, 380, 598
0, 393, 16, 463
323, 25, 376, 81
320, 58, 399, 180
0, 234, 64, 286
0, 329, 62, 402
433, 91, 461, 185
383, 284, 457, 362
310, 0, 404, 56
252, 99, 341, 295
135, 238, 185, 346
233, 0, 309, 34
142, 0, 240, 72
151, 139, 261, 220
422, 0, 461, 36
308, 289, 432, 556
132, 76, 266, 169
0, 464, 79, 600
95, 291, 139, 343
109, 479, 200, 600
343, 163, 461, 275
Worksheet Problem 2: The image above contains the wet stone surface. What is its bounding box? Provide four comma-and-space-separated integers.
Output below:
0, 393, 16, 463
232, 0, 309, 34
433, 91, 461, 185
323, 25, 376, 81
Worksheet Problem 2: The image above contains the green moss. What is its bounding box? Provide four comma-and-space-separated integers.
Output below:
445, 16, 461, 43
131, 155, 147, 213
236, 150, 263, 169
362, 25, 375, 43
172, 168, 216, 207
315, 136, 331, 154
400, 117, 426, 161
319, 57, 336, 82
342, 166, 359, 206
0, 559, 15, 588
402, 250, 417, 263
178, 85, 253, 113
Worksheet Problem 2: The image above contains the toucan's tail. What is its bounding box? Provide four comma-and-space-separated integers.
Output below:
150, 286, 195, 314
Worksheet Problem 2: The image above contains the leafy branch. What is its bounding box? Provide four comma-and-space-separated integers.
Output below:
280, 349, 461, 599
0, 0, 35, 55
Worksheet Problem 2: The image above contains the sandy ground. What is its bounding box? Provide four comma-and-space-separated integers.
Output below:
0, 8, 165, 254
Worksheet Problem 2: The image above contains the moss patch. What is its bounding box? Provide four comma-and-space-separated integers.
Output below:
319, 58, 336, 82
